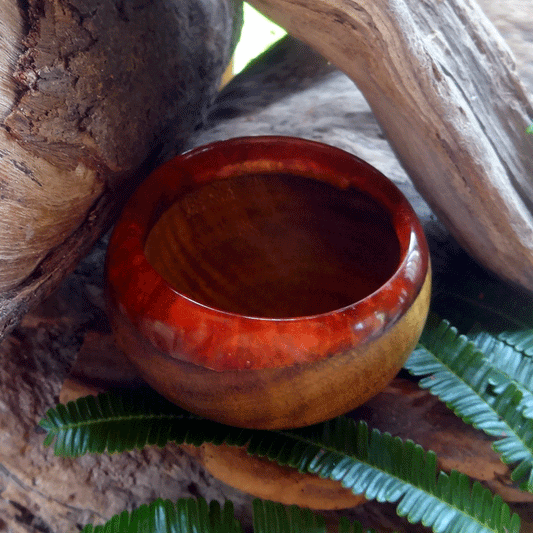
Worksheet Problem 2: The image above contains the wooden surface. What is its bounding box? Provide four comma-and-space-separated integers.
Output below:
247, 0, 533, 294
145, 173, 400, 318
1, 0, 533, 530
0, 0, 241, 338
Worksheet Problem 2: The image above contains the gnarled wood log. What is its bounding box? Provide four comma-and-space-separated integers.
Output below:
0, 0, 241, 338
3, 21, 533, 530
248, 0, 533, 292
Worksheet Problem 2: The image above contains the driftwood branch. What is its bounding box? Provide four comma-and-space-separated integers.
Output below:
248, 0, 533, 292
2, 21, 533, 529
0, 0, 241, 339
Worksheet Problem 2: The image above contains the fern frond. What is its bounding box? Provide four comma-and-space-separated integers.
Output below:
277, 418, 519, 533
405, 316, 508, 435
431, 274, 533, 355
39, 388, 252, 456
252, 499, 328, 533
496, 330, 533, 356
468, 328, 533, 417
79, 497, 373, 533
405, 315, 533, 491
251, 499, 376, 533
80, 498, 242, 533
40, 388, 520, 533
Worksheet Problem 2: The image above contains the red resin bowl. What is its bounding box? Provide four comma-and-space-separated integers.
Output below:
106, 136, 431, 430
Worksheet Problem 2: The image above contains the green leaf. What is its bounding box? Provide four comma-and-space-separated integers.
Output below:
431, 269, 533, 354
39, 387, 252, 457
468, 328, 533, 417
79, 497, 370, 533
405, 315, 533, 491
40, 388, 519, 533
252, 499, 326, 533
80, 498, 242, 533
527, 123, 533, 134
279, 419, 518, 533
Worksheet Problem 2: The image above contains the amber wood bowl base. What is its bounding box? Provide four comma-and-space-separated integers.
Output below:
109, 269, 431, 430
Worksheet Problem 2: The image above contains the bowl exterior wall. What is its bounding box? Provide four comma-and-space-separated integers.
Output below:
108, 268, 430, 429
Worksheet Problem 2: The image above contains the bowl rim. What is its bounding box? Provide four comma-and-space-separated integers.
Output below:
106, 135, 429, 370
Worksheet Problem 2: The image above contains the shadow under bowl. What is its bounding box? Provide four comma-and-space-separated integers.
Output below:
105, 136, 431, 430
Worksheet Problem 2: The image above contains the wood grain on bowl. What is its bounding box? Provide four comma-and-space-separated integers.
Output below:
145, 173, 400, 318
106, 136, 431, 429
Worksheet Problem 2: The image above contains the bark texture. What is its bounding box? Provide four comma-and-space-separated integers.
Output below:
2, 0, 533, 531
2, 8, 533, 525
0, 0, 241, 337
247, 0, 533, 293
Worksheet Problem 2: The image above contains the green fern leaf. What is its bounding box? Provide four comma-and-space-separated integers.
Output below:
337, 516, 376, 533
40, 389, 520, 533
39, 388, 252, 456
80, 498, 242, 533
252, 499, 327, 533
405, 315, 533, 491
278, 418, 519, 533
468, 328, 533, 417
78, 497, 371, 533
497, 329, 533, 356
405, 316, 507, 435
431, 271, 533, 355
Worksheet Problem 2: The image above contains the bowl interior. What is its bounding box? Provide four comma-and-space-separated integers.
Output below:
144, 172, 401, 319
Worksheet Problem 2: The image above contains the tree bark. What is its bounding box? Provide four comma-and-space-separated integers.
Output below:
248, 0, 533, 293
0, 0, 241, 338
2, 1, 533, 531
2, 25, 533, 528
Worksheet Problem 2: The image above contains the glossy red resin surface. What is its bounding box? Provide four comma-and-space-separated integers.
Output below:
106, 136, 429, 371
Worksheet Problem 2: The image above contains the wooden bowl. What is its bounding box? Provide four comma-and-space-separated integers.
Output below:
106, 136, 431, 430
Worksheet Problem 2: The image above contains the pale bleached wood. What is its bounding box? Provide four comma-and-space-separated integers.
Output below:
248, 0, 533, 292
0, 0, 23, 120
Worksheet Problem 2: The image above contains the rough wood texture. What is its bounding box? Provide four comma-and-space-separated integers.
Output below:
0, 239, 256, 533
247, 0, 533, 293
0, 0, 241, 338
2, 1, 533, 530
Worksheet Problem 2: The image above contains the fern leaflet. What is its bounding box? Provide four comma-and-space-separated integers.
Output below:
39, 388, 252, 456
80, 498, 242, 533
431, 273, 533, 355
79, 497, 372, 533
405, 315, 533, 491
468, 328, 533, 416
40, 389, 519, 533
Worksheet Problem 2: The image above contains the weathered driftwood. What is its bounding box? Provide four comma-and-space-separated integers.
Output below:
0, 0, 241, 338
1, 0, 532, 343
248, 0, 533, 293
3, 24, 533, 529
